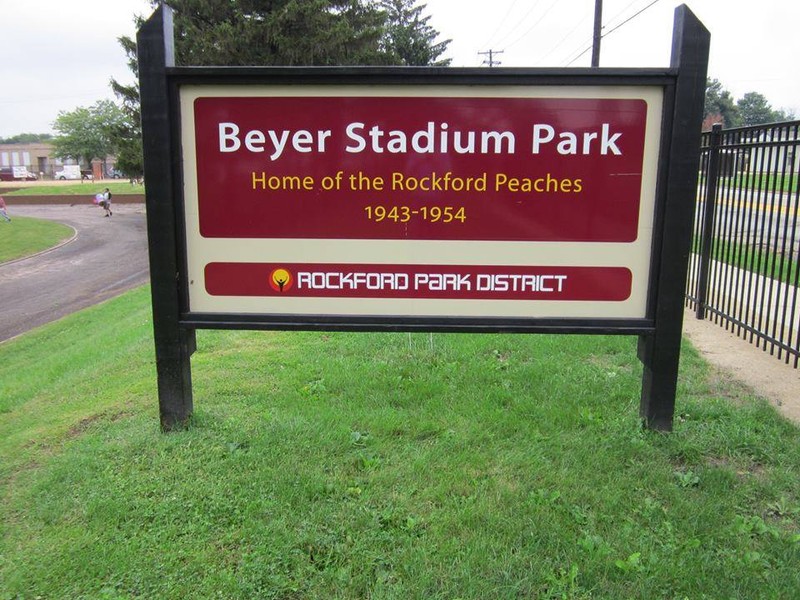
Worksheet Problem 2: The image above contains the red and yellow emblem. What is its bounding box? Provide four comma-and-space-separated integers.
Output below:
269, 268, 293, 292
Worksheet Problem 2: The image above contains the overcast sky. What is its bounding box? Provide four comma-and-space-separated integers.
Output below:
0, 0, 797, 139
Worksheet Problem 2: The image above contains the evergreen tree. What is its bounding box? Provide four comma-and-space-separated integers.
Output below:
736, 91, 782, 127
379, 0, 451, 66
704, 78, 739, 127
163, 0, 390, 66
110, 30, 144, 177
110, 0, 452, 177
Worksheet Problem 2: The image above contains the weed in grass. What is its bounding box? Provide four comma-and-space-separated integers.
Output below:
766, 496, 800, 519
541, 563, 585, 599
673, 469, 701, 488
577, 533, 612, 559
569, 504, 591, 526
733, 514, 781, 539
614, 551, 644, 573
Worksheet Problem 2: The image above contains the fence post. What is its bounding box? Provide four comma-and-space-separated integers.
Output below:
695, 123, 723, 319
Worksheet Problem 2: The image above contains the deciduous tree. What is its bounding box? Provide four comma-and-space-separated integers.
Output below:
704, 78, 797, 130
0, 133, 52, 144
51, 100, 127, 170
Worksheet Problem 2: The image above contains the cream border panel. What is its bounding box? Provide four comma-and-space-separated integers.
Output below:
179, 85, 663, 318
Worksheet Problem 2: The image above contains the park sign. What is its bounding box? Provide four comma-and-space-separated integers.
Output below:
184, 89, 658, 320
138, 5, 709, 432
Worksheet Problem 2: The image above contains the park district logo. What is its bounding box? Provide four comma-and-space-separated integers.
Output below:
269, 268, 293, 292
204, 263, 633, 302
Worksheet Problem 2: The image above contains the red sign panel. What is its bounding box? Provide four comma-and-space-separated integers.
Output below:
193, 96, 647, 242
205, 263, 632, 302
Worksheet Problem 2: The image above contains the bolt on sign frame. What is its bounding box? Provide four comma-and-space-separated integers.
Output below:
137, 5, 709, 432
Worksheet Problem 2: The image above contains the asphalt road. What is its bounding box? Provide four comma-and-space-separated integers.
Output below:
0, 204, 149, 343
694, 188, 800, 252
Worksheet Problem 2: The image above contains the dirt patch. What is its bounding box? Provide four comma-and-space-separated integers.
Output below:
4, 194, 144, 205
705, 455, 767, 478
682, 309, 800, 424
66, 410, 132, 439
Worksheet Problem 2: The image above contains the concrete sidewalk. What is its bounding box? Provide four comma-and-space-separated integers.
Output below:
682, 308, 800, 423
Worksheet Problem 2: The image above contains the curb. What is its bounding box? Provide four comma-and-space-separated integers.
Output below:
0, 224, 79, 267
3, 194, 145, 205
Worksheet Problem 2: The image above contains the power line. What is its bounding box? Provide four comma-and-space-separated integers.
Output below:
561, 0, 658, 66
601, 0, 664, 39
535, 13, 591, 65
481, 0, 522, 50
501, 0, 561, 51
605, 0, 642, 28
564, 0, 663, 67
487, 0, 545, 50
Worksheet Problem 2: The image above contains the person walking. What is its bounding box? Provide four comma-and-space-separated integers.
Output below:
101, 188, 113, 217
0, 195, 10, 223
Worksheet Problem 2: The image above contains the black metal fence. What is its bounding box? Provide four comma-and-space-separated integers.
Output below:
686, 120, 800, 367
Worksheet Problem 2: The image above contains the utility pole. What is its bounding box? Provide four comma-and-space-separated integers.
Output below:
591, 0, 603, 67
478, 49, 504, 67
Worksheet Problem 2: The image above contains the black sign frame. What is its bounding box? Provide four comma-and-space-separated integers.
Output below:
137, 5, 709, 432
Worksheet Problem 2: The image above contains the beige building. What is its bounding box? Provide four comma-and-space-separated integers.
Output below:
0, 142, 111, 180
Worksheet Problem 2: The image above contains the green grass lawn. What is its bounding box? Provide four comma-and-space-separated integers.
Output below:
700, 172, 798, 195
1, 286, 798, 598
712, 237, 799, 285
736, 172, 798, 195
4, 181, 144, 196
0, 216, 74, 263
